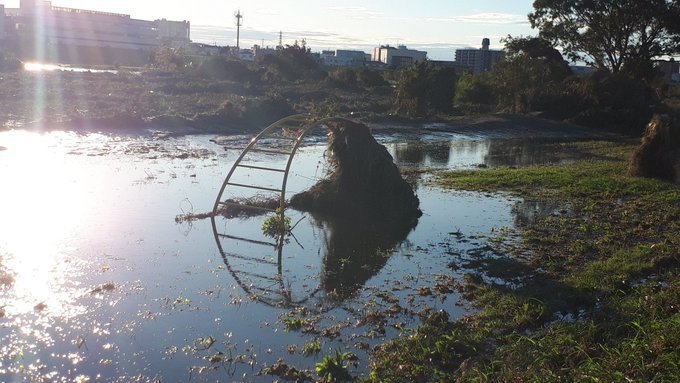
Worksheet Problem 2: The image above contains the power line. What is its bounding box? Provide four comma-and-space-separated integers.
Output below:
234, 10, 243, 51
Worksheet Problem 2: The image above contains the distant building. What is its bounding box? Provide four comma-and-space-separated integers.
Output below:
655, 59, 680, 83
157, 19, 191, 45
569, 65, 595, 77
455, 38, 505, 74
186, 43, 219, 56
239, 49, 254, 62
372, 45, 427, 68
2, 0, 191, 65
322, 49, 367, 67
252, 45, 277, 59
0, 5, 6, 41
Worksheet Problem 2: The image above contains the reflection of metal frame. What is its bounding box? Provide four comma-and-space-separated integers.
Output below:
211, 115, 355, 309
211, 214, 325, 308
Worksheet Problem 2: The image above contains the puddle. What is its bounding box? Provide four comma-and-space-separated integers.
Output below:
0, 128, 597, 381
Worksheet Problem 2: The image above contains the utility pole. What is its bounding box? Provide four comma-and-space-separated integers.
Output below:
234, 10, 243, 51
279, 31, 283, 49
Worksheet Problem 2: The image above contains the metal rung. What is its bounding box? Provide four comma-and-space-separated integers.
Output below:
236, 164, 286, 172
261, 134, 300, 141
221, 250, 278, 265
250, 285, 286, 295
218, 233, 277, 248
226, 182, 283, 193
248, 148, 293, 155
218, 201, 278, 213
239, 271, 281, 281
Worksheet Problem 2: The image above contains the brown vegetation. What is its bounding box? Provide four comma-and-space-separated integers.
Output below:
290, 119, 421, 223
629, 114, 680, 183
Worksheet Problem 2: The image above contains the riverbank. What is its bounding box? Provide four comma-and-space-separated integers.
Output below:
0, 69, 392, 133
1, 68, 638, 142
368, 140, 680, 382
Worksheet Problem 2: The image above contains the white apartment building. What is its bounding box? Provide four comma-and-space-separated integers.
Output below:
455, 38, 505, 74
323, 49, 367, 67
372, 45, 426, 68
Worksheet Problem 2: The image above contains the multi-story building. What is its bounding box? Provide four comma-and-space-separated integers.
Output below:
455, 38, 505, 74
0, 5, 5, 41
322, 49, 367, 67
372, 45, 426, 68
2, 0, 190, 65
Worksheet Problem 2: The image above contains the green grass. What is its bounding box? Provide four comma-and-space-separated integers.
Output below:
367, 141, 680, 382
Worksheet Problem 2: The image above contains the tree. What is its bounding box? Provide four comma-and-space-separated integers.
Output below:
395, 61, 457, 117
490, 36, 574, 114
529, 0, 680, 78
454, 73, 495, 107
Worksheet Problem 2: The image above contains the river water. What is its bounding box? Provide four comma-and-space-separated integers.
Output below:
0, 126, 599, 382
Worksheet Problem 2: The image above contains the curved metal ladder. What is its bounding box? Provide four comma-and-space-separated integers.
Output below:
212, 115, 355, 225
210, 114, 353, 308
212, 114, 313, 225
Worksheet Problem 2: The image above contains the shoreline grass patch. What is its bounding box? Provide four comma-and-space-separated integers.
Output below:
367, 140, 680, 382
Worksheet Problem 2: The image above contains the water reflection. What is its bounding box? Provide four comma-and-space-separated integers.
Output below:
0, 128, 605, 382
387, 138, 589, 169
311, 213, 416, 299
511, 199, 570, 227
211, 209, 417, 309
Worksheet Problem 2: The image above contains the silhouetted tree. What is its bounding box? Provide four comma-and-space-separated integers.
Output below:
529, 0, 680, 79
491, 37, 572, 114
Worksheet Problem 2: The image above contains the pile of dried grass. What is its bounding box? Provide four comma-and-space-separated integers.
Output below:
290, 119, 421, 223
629, 114, 680, 183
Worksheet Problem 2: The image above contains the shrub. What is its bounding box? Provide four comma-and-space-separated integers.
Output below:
395, 61, 457, 117
454, 73, 495, 108
197, 57, 256, 82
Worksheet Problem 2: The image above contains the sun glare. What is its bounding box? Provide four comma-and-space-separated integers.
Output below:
23, 61, 62, 72
0, 131, 90, 316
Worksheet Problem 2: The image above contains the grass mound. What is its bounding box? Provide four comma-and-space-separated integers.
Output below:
629, 114, 680, 183
290, 119, 421, 225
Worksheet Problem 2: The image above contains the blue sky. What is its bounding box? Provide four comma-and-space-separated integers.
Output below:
3, 1, 537, 60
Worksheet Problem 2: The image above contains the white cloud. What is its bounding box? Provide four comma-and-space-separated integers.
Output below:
426, 13, 528, 25
328, 5, 382, 17
255, 8, 280, 15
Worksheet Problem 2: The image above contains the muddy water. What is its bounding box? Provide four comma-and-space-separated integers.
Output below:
0, 128, 592, 382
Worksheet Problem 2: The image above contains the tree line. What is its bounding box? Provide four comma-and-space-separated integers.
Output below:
396, 0, 680, 134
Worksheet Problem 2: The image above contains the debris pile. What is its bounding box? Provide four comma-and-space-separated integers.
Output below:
290, 119, 422, 223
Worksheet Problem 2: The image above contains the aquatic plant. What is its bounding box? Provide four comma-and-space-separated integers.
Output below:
261, 210, 292, 239
315, 350, 357, 382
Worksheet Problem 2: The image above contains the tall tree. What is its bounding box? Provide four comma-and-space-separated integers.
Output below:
529, 0, 680, 78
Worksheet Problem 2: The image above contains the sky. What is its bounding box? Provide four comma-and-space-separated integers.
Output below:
2, 1, 538, 60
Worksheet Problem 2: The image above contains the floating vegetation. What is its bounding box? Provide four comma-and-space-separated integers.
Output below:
261, 359, 313, 382
175, 196, 281, 223
315, 350, 358, 382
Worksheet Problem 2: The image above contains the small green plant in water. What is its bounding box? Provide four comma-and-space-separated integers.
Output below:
301, 340, 322, 356
283, 316, 308, 331
316, 350, 356, 382
262, 209, 292, 238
